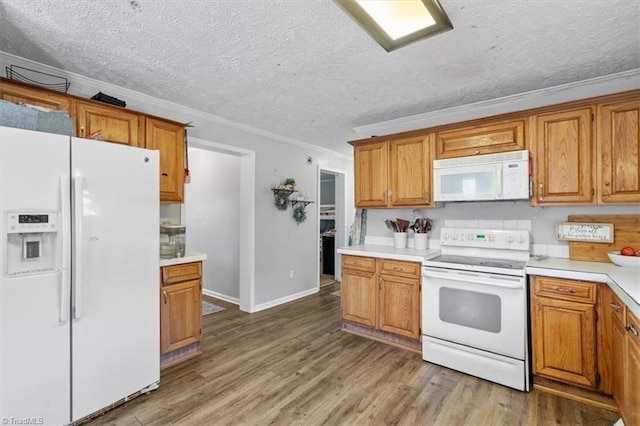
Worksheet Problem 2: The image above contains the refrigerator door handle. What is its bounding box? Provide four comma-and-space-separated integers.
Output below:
72, 175, 84, 320
60, 176, 71, 323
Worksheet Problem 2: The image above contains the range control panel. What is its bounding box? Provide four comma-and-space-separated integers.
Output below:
440, 227, 530, 251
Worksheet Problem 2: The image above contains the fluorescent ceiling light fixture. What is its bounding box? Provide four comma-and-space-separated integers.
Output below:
334, 0, 453, 52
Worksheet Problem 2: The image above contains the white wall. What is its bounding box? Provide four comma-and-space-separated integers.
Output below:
184, 148, 240, 300
0, 52, 354, 310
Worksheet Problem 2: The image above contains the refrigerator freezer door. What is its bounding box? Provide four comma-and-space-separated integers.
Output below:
70, 138, 159, 421
0, 127, 71, 424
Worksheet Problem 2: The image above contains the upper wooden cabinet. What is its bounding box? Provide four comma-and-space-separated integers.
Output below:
389, 135, 433, 206
146, 118, 185, 203
0, 78, 186, 203
353, 141, 389, 207
0, 81, 74, 118
597, 98, 640, 204
351, 135, 434, 208
435, 119, 525, 159
76, 101, 144, 147
530, 108, 595, 205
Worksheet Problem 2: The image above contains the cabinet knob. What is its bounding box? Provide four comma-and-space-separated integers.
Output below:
475, 150, 480, 155
628, 325, 639, 337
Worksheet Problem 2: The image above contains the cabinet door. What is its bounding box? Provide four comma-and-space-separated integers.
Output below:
341, 268, 377, 327
626, 312, 640, 426
531, 108, 594, 205
531, 296, 597, 388
598, 99, 640, 204
0, 81, 74, 118
160, 279, 202, 354
353, 141, 389, 207
146, 117, 185, 203
76, 101, 143, 147
612, 313, 627, 412
389, 135, 433, 207
435, 119, 525, 159
378, 274, 420, 340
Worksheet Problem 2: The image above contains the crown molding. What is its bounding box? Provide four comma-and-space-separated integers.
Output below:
0, 51, 351, 160
354, 69, 640, 137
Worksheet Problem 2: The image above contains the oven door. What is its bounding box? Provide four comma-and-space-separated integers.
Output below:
422, 266, 525, 359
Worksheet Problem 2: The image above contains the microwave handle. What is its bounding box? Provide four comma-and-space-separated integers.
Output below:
497, 164, 503, 197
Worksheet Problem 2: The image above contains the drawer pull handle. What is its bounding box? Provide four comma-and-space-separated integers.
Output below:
424, 190, 430, 203
551, 286, 576, 294
628, 325, 639, 337
355, 262, 363, 266
392, 267, 406, 271
162, 290, 168, 305
610, 303, 621, 310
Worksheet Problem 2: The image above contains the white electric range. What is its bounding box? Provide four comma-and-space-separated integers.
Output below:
421, 227, 531, 391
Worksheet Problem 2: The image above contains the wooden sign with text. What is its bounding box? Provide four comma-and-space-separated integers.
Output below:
555, 222, 614, 243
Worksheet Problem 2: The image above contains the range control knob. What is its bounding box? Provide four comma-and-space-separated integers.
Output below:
442, 232, 449, 240
452, 233, 458, 241
517, 235, 526, 244
506, 235, 515, 243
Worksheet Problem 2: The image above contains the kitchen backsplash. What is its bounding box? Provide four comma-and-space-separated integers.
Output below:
364, 201, 640, 258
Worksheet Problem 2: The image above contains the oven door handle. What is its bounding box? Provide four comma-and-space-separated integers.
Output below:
422, 268, 524, 289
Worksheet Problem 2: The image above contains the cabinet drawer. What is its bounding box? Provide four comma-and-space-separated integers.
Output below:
610, 291, 627, 325
533, 276, 596, 304
379, 259, 421, 279
342, 255, 376, 272
162, 262, 202, 285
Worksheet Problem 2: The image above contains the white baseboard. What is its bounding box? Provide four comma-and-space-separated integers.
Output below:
202, 289, 239, 305
253, 287, 318, 313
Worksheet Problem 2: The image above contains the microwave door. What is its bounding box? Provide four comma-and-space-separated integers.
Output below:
434, 163, 501, 201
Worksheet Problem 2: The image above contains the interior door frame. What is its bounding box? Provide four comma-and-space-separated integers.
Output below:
185, 137, 256, 313
317, 165, 347, 286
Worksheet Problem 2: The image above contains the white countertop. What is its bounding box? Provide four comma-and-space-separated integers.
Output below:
337, 245, 639, 317
159, 251, 207, 267
527, 257, 640, 317
337, 244, 440, 263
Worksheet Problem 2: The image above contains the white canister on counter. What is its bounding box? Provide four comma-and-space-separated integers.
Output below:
393, 232, 407, 249
414, 233, 429, 250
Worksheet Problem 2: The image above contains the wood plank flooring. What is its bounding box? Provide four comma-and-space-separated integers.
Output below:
88, 282, 620, 425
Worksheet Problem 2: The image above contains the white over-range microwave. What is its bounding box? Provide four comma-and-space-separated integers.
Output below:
433, 150, 530, 202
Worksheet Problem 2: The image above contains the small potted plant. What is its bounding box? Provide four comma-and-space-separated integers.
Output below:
283, 178, 296, 191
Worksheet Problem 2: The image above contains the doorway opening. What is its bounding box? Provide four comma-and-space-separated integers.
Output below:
317, 166, 347, 289
183, 136, 256, 313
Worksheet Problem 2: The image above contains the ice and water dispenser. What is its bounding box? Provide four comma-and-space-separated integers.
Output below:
5, 212, 59, 276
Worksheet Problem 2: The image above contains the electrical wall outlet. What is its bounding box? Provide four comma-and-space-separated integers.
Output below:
289, 270, 294, 279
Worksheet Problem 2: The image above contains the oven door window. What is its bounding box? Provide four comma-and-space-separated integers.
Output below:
439, 287, 501, 333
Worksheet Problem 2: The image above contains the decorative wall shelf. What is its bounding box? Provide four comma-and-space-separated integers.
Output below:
290, 200, 314, 208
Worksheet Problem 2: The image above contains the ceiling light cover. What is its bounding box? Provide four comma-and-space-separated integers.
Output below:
334, 0, 453, 52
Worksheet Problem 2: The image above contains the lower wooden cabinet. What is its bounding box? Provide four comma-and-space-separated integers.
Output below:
530, 276, 598, 389
608, 289, 640, 426
341, 255, 421, 349
160, 262, 202, 368
531, 276, 640, 422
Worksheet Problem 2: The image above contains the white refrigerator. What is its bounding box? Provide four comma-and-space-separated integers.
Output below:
0, 126, 160, 424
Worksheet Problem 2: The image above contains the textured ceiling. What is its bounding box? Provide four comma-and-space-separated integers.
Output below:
0, 0, 639, 155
